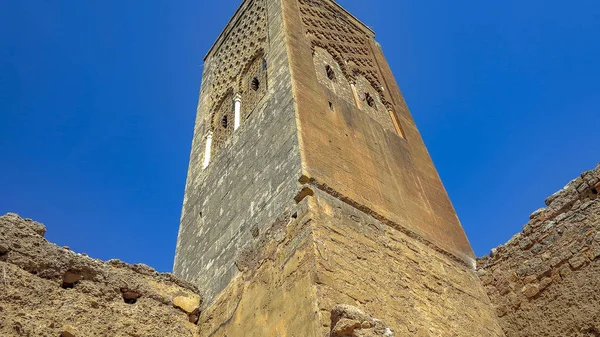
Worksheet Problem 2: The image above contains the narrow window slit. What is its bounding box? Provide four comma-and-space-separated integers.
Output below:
325, 65, 336, 80
221, 115, 228, 128
328, 102, 334, 111
365, 93, 375, 108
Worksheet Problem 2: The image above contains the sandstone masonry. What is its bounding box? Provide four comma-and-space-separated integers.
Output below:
174, 0, 504, 335
0, 213, 202, 337
478, 164, 600, 336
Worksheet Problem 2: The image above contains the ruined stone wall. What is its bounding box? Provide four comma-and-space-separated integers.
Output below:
174, 0, 302, 304
0, 214, 201, 337
478, 164, 600, 337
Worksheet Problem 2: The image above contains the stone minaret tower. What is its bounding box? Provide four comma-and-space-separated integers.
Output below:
174, 0, 504, 335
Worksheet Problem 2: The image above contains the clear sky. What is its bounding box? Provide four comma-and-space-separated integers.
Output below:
1, 0, 598, 272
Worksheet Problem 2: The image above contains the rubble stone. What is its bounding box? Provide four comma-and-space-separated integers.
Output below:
0, 213, 201, 337
477, 164, 600, 337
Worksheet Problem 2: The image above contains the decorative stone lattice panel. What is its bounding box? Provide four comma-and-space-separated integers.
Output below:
241, 53, 268, 120
298, 0, 392, 111
204, 0, 269, 152
312, 47, 355, 105
212, 92, 235, 153
354, 75, 394, 131
208, 0, 268, 124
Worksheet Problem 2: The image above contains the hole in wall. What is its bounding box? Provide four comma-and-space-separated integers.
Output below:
328, 102, 334, 111
61, 281, 75, 289
294, 187, 315, 203
251, 225, 259, 238
61, 271, 83, 289
221, 115, 228, 128
365, 93, 375, 108
325, 65, 336, 80
188, 308, 201, 325
121, 288, 142, 304
592, 188, 598, 195
251, 77, 260, 91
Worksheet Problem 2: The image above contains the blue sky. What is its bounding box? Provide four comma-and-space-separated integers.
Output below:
1, 0, 598, 272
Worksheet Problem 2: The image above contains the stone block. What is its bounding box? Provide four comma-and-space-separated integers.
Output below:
539, 277, 553, 290
522, 284, 540, 298
568, 256, 587, 270
173, 295, 201, 314
61, 325, 79, 337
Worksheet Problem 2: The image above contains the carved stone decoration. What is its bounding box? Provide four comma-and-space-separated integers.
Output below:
298, 0, 393, 111
208, 0, 268, 124
204, 0, 269, 152
312, 47, 355, 105
211, 91, 235, 153
240, 51, 268, 120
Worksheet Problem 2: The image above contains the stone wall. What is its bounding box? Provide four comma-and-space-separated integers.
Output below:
477, 164, 600, 337
176, 0, 504, 334
195, 187, 504, 336
0, 213, 201, 337
173, 0, 302, 304
308, 189, 504, 336
283, 0, 475, 266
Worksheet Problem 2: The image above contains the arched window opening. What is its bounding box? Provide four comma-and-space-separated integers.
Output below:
251, 77, 260, 91
325, 65, 336, 80
365, 93, 375, 108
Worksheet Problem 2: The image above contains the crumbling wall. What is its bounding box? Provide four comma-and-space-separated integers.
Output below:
0, 213, 201, 337
477, 164, 600, 337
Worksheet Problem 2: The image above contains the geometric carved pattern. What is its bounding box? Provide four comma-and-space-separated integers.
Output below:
298, 0, 393, 110
240, 53, 268, 120
209, 0, 268, 123
211, 92, 235, 153
312, 47, 355, 105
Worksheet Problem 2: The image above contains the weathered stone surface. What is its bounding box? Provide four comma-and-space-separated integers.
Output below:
197, 190, 504, 336
331, 318, 362, 336
330, 304, 393, 337
569, 256, 587, 270
173, 0, 302, 305
521, 283, 539, 298
478, 164, 600, 337
0, 214, 201, 337
173, 295, 201, 314
60, 325, 78, 337
174, 0, 502, 335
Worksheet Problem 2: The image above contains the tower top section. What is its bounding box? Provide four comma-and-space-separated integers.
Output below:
205, 0, 374, 61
